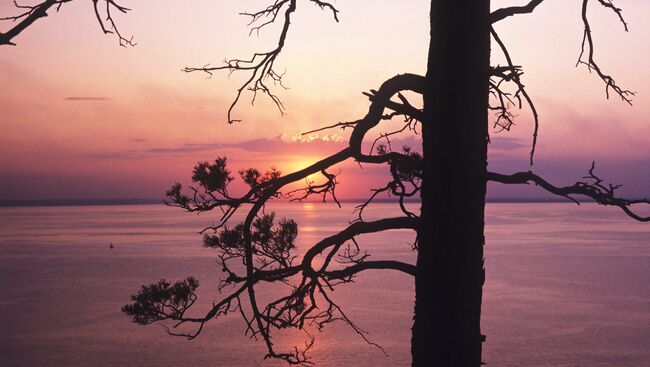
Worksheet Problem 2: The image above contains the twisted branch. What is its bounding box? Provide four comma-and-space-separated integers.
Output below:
490, 0, 545, 24
0, 0, 133, 46
488, 163, 649, 222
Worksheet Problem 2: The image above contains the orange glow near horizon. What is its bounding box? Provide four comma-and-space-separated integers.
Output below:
281, 156, 322, 177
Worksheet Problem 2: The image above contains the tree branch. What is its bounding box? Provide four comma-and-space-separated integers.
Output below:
488, 164, 649, 222
577, 0, 633, 104
325, 260, 416, 281
490, 28, 540, 165
0, 0, 133, 46
184, 0, 296, 123
490, 0, 545, 24
0, 0, 62, 46
183, 0, 341, 124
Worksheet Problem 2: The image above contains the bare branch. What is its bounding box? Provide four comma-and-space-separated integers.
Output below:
325, 260, 416, 280
0, 0, 133, 46
287, 169, 341, 207
184, 0, 342, 124
490, 28, 540, 165
184, 0, 298, 123
92, 0, 135, 47
0, 0, 63, 46
490, 0, 545, 24
308, 0, 339, 22
596, 0, 627, 30
488, 163, 649, 221
577, 0, 634, 104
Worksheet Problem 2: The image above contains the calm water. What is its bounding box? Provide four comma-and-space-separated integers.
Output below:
0, 202, 649, 366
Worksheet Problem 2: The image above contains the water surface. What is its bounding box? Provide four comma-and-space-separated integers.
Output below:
1, 202, 648, 366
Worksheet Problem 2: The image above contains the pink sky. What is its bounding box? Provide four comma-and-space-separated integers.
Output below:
1, 1, 649, 200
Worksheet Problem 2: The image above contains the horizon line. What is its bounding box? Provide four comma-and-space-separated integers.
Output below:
0, 197, 600, 207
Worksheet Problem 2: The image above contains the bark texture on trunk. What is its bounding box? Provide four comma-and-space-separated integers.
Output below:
412, 1, 490, 366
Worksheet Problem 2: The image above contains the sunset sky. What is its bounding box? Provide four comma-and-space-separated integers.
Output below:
1, 0, 649, 201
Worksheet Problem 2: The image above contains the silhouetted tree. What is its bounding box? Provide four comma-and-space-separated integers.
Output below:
4, 1, 648, 366
124, 2, 648, 366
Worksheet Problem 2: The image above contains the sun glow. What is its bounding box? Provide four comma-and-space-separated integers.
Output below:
280, 156, 332, 199
282, 156, 321, 180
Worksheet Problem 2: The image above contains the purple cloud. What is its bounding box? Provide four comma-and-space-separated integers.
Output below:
489, 136, 528, 151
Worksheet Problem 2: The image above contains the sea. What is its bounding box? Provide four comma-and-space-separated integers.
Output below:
0, 202, 648, 367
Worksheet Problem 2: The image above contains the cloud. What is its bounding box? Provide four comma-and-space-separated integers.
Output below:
144, 143, 221, 154
90, 134, 349, 160
84, 152, 143, 160
489, 136, 528, 151
143, 134, 417, 159
64, 97, 110, 101
87, 133, 419, 163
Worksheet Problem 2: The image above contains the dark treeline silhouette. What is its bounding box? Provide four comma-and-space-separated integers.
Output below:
3, 1, 648, 366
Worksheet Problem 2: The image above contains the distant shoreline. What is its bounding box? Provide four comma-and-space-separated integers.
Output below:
0, 197, 599, 207
0, 199, 164, 207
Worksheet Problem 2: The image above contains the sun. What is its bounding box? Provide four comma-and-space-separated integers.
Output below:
282, 156, 321, 182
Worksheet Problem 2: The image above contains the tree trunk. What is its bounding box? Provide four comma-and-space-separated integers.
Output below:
412, 1, 490, 366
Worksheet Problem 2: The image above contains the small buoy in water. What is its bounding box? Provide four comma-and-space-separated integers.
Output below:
109, 243, 114, 249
